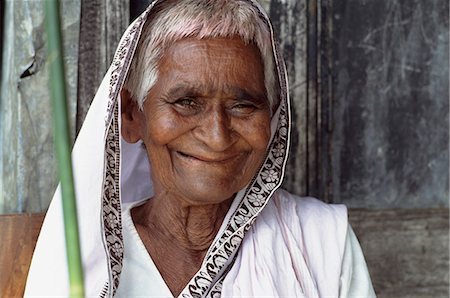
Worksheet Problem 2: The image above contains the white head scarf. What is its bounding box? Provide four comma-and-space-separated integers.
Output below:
25, 1, 291, 297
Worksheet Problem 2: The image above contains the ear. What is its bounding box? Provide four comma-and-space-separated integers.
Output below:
121, 88, 144, 143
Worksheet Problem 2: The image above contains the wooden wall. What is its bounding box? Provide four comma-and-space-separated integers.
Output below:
0, 0, 80, 213
0, 0, 448, 297
350, 209, 449, 297
77, 0, 129, 133
0, 214, 44, 297
330, 0, 449, 209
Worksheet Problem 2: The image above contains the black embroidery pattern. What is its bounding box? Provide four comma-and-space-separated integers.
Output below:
99, 282, 109, 298
100, 6, 153, 297
105, 17, 143, 126
101, 103, 123, 296
207, 252, 238, 298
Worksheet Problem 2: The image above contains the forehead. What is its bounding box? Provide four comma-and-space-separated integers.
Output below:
163, 37, 261, 60
156, 37, 266, 95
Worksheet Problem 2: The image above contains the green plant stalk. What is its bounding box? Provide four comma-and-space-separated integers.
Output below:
44, 0, 85, 296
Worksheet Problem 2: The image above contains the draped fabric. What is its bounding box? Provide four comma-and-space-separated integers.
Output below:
221, 190, 348, 297
115, 189, 352, 297
25, 1, 373, 297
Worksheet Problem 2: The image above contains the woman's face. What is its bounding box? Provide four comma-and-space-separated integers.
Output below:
129, 37, 271, 206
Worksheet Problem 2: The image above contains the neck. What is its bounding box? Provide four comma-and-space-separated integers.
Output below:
131, 190, 234, 296
134, 190, 233, 252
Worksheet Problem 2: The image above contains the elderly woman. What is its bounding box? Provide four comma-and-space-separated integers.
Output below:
26, 0, 375, 297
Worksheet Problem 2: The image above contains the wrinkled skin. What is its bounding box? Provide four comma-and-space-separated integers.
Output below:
121, 37, 271, 295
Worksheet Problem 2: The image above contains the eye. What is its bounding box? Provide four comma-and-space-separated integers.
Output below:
170, 97, 202, 115
230, 102, 258, 114
174, 97, 197, 108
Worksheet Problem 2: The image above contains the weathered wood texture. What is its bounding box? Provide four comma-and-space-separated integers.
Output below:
330, 0, 449, 208
269, 0, 309, 197
0, 213, 45, 297
77, 0, 129, 133
0, 0, 80, 213
0, 0, 129, 213
349, 208, 450, 298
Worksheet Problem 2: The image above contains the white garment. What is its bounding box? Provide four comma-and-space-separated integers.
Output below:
116, 199, 172, 297
116, 189, 375, 297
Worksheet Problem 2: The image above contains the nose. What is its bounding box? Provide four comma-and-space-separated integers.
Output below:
195, 107, 236, 152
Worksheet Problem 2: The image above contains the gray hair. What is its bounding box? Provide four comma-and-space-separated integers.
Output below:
123, 0, 279, 112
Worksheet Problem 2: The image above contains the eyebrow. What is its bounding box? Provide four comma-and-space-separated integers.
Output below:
231, 86, 267, 103
164, 84, 203, 99
165, 83, 267, 103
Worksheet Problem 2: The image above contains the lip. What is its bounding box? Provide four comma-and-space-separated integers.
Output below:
176, 151, 241, 163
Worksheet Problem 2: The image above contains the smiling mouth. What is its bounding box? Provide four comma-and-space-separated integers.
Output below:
176, 151, 239, 163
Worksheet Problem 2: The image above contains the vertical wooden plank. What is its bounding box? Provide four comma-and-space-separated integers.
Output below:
77, 0, 107, 133
269, 0, 309, 196
76, 0, 129, 134
306, 0, 318, 198
105, 0, 130, 67
316, 0, 334, 202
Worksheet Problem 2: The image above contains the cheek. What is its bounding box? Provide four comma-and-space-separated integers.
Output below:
239, 116, 272, 151
235, 118, 271, 189
144, 111, 191, 145
142, 112, 189, 190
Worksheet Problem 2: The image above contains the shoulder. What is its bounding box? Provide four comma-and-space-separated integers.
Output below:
266, 189, 349, 264
247, 188, 351, 296
257, 188, 349, 258
269, 188, 348, 230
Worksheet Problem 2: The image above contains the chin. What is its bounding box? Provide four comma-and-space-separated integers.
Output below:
178, 179, 242, 206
